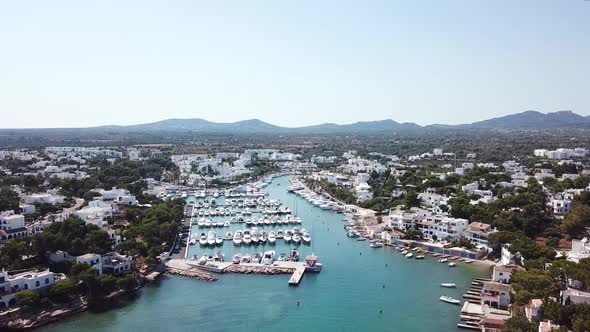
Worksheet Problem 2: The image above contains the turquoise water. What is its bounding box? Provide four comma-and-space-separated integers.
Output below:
40, 176, 489, 332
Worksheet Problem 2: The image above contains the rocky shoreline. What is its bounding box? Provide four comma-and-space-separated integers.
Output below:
224, 264, 294, 275
1, 298, 88, 331
165, 267, 218, 281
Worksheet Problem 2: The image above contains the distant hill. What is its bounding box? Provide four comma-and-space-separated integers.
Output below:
2, 111, 590, 134
124, 118, 422, 134
461, 110, 590, 129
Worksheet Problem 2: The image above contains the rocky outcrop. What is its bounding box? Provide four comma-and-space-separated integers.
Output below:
165, 267, 217, 281
224, 265, 294, 275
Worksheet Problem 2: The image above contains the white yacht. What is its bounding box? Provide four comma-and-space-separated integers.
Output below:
448, 262, 456, 267
204, 219, 212, 227
199, 233, 207, 246
261, 251, 275, 265
276, 230, 284, 239
216, 235, 223, 246
197, 218, 205, 227
259, 231, 268, 244
284, 230, 293, 242
207, 231, 216, 246
243, 230, 252, 245
268, 231, 276, 244
225, 232, 233, 240
233, 231, 243, 246
302, 231, 311, 244
405, 252, 413, 258
251, 229, 260, 244
292, 233, 302, 244
224, 221, 231, 227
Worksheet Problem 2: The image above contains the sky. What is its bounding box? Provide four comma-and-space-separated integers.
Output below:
0, 1, 589, 129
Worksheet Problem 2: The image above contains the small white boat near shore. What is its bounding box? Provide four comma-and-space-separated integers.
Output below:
440, 296, 461, 305
405, 252, 413, 258
448, 262, 456, 267
440, 283, 456, 288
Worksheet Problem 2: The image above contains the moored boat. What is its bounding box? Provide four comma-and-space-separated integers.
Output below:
440, 283, 456, 288
440, 296, 461, 305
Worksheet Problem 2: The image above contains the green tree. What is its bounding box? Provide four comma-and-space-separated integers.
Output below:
116, 274, 138, 291
15, 290, 40, 309
0, 187, 20, 212
48, 279, 77, 302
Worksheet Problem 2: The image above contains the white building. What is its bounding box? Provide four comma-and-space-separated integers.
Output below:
550, 199, 572, 215
568, 238, 590, 263
433, 148, 443, 156
24, 193, 65, 205
561, 288, 590, 305
0, 211, 28, 245
463, 222, 496, 246
0, 269, 62, 308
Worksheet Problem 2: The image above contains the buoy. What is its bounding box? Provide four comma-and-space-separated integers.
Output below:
296, 300, 300, 307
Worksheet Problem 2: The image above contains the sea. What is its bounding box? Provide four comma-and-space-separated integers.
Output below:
39, 175, 489, 332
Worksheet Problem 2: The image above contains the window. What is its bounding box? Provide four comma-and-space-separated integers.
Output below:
45, 278, 50, 284
36, 281, 40, 287
24, 284, 28, 290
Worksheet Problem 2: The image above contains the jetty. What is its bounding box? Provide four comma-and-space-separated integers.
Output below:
166, 258, 320, 286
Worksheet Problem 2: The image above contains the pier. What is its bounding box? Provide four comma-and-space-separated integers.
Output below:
166, 259, 315, 286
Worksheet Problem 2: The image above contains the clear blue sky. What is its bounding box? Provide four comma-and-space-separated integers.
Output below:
0, 1, 588, 128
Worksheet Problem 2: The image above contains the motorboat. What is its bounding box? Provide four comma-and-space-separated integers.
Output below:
216, 236, 224, 245
439, 258, 448, 263
225, 232, 233, 240
232, 253, 241, 264
415, 255, 425, 259
268, 231, 276, 244
276, 230, 284, 239
262, 251, 275, 265
207, 231, 216, 246
197, 218, 205, 227
369, 241, 383, 248
243, 231, 252, 245
252, 252, 262, 263
233, 231, 243, 246
188, 238, 197, 245
302, 231, 311, 244
259, 231, 268, 244
251, 229, 260, 244
405, 252, 413, 258
277, 253, 286, 261
204, 219, 212, 227
199, 233, 207, 246
288, 248, 300, 261
440, 283, 456, 288
284, 230, 293, 242
292, 233, 302, 244
240, 254, 252, 263
448, 262, 456, 267
224, 221, 231, 227
440, 296, 461, 305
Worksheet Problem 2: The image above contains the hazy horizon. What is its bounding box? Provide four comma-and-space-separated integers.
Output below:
1, 1, 589, 129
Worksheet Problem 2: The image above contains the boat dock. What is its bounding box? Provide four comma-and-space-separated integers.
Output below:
167, 259, 316, 286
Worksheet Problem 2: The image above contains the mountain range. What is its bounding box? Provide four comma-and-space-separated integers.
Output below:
3, 110, 590, 134
115, 110, 590, 134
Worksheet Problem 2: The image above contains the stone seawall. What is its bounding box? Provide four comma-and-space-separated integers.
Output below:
165, 267, 218, 281
224, 264, 294, 275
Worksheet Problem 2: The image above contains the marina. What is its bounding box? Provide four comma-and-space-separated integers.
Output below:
38, 175, 489, 332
